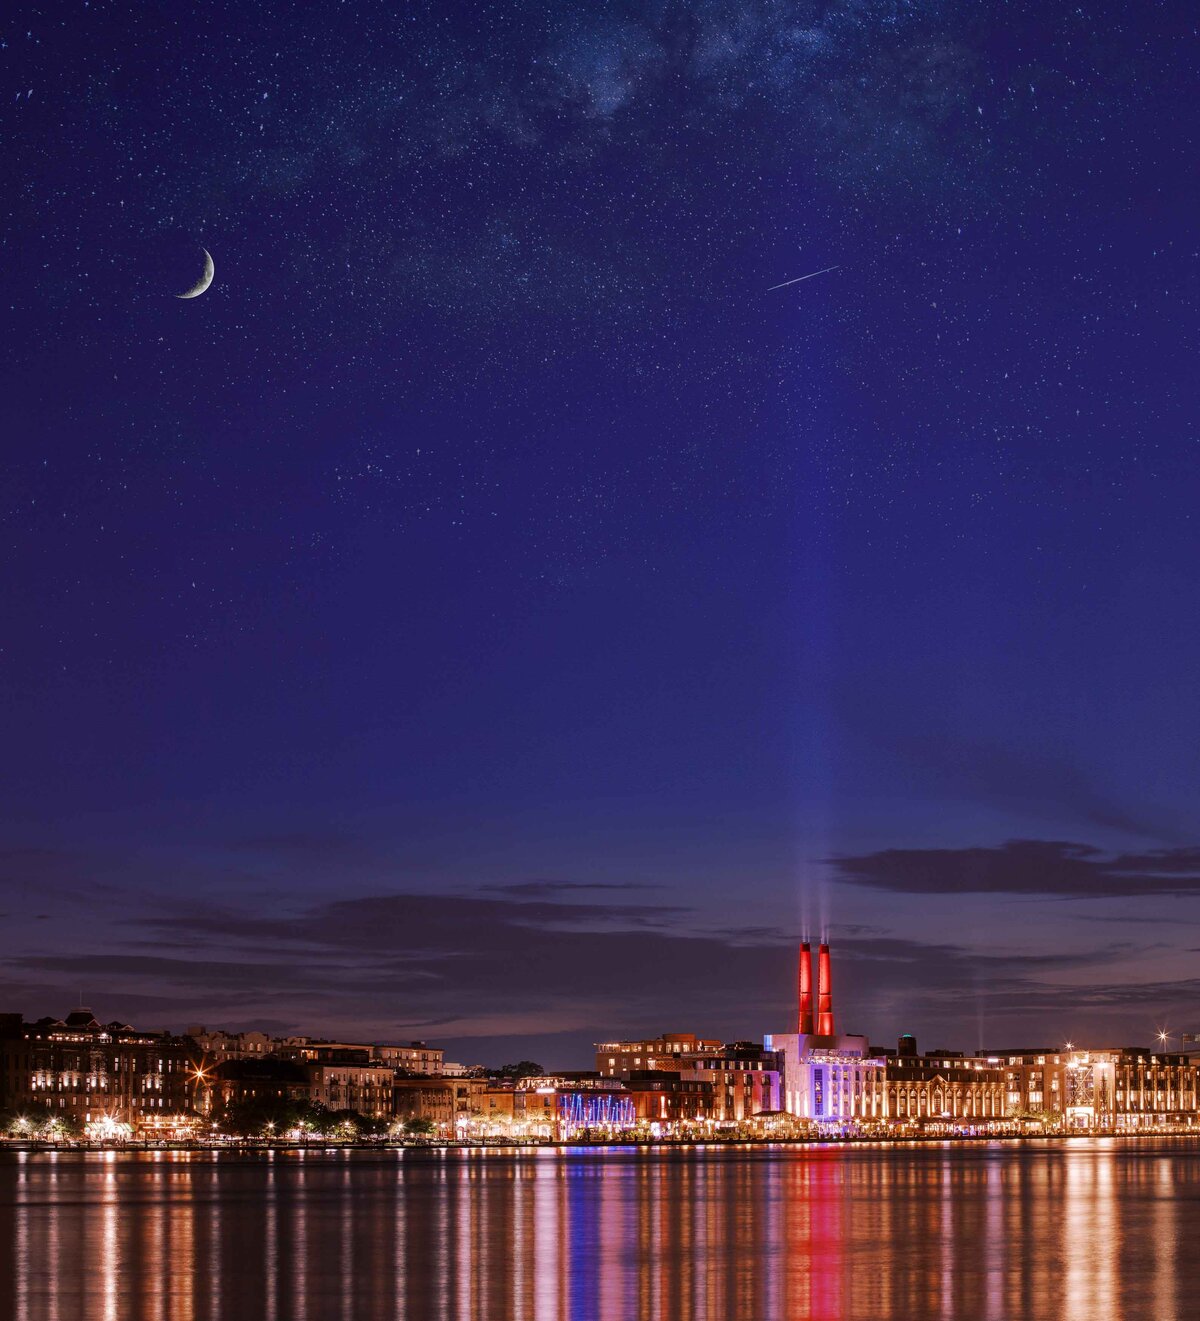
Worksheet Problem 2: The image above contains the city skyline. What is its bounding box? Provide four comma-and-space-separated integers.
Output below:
7, 931, 1199, 1143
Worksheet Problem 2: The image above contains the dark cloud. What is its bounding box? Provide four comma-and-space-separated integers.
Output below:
836, 715, 1171, 842
829, 839, 1200, 898
1, 878, 1186, 1060
10, 953, 436, 996
482, 879, 659, 897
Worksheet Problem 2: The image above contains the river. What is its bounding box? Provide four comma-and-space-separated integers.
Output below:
2, 1139, 1197, 1319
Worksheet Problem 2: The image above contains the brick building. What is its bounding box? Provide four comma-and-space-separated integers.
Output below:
979, 1046, 1200, 1128
0, 1011, 197, 1130
202, 1058, 312, 1115
596, 1035, 781, 1123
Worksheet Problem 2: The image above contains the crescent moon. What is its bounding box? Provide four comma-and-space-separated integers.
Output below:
176, 248, 214, 299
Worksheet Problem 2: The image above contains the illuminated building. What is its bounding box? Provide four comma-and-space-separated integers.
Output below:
391, 1077, 517, 1133
302, 1062, 392, 1117
185, 1026, 276, 1063
676, 1043, 782, 1120
764, 1033, 884, 1123
595, 1034, 781, 1122
595, 1032, 724, 1076
202, 1046, 412, 1124
370, 1041, 445, 1075
515, 1075, 635, 1137
881, 1039, 1005, 1122
200, 1057, 312, 1115
621, 1072, 715, 1125
767, 942, 884, 1122
277, 1037, 445, 1075
0, 1010, 196, 1128
391, 1077, 458, 1130
979, 1046, 1200, 1128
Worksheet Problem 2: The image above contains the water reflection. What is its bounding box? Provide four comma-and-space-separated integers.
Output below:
1, 1140, 1197, 1320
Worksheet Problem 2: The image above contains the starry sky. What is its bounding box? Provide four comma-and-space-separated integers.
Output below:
3, 0, 1199, 1065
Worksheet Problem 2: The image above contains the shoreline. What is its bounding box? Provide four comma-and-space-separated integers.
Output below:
4, 1129, 1200, 1155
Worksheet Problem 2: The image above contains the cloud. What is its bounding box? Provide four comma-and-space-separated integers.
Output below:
835, 712, 1171, 842
0, 876, 1187, 1061
829, 839, 1200, 898
117, 889, 1152, 1034
482, 879, 659, 897
3, 887, 789, 1047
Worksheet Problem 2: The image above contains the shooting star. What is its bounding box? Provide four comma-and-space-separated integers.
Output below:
767, 264, 840, 292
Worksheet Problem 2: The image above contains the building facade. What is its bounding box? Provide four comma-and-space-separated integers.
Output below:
186, 1027, 276, 1064
765, 1031, 884, 1122
0, 1011, 197, 1131
304, 1059, 395, 1117
371, 1041, 445, 1075
392, 1078, 457, 1130
596, 1033, 724, 1077
980, 1047, 1200, 1128
596, 1035, 781, 1123
277, 1038, 445, 1075
622, 1072, 715, 1125
202, 1058, 312, 1116
681, 1043, 783, 1121
515, 1075, 636, 1137
882, 1045, 1005, 1122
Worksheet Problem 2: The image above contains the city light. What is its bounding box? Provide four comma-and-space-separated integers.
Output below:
6, 955, 1200, 1148
85, 1116, 133, 1142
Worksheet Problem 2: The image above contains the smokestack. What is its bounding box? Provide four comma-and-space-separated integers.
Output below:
797, 942, 814, 1035
817, 942, 834, 1036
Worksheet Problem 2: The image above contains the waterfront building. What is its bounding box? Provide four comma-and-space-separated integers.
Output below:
678, 1043, 783, 1121
514, 1074, 636, 1137
201, 1058, 312, 1115
472, 1081, 518, 1128
391, 1077, 514, 1133
275, 1037, 445, 1076
302, 1056, 395, 1117
979, 1047, 1200, 1128
766, 942, 884, 1123
621, 1071, 715, 1125
882, 1041, 1005, 1122
765, 1031, 883, 1122
392, 1077, 457, 1130
596, 1032, 724, 1076
596, 1035, 782, 1122
974, 1047, 1069, 1119
186, 1027, 277, 1063
371, 1041, 445, 1075
0, 1010, 197, 1130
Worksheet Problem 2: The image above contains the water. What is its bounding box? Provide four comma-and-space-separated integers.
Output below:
2, 1139, 1198, 1320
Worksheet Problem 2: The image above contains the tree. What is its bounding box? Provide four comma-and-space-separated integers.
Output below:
216, 1097, 333, 1138
327, 1108, 387, 1138
495, 1061, 544, 1080
404, 1116, 436, 1137
1, 1104, 79, 1140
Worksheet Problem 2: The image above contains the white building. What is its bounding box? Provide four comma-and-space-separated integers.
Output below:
764, 1031, 885, 1122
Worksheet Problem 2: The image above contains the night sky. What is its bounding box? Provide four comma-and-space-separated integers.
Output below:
3, 1, 1198, 1065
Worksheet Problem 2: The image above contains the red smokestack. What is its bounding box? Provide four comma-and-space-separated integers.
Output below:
797, 942, 814, 1035
817, 942, 834, 1036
